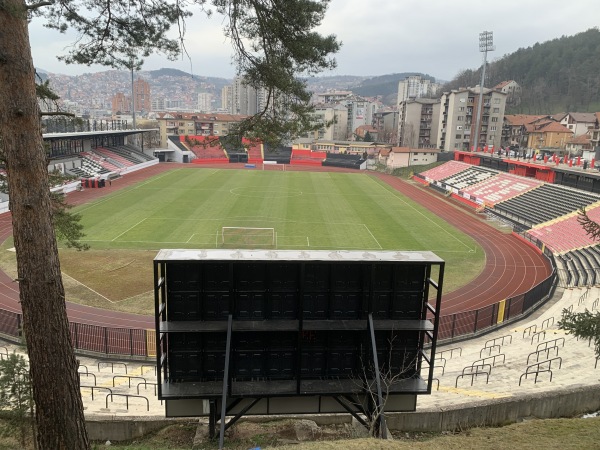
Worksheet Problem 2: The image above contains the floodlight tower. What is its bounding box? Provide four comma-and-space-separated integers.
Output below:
472, 31, 495, 152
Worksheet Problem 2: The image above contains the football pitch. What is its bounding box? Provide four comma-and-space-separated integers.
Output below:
76, 167, 482, 256
50, 167, 486, 308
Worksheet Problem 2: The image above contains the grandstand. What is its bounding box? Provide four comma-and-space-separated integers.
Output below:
420, 160, 471, 181
322, 153, 366, 170
263, 146, 292, 164
290, 149, 326, 166
462, 173, 542, 206
182, 135, 229, 162
417, 159, 600, 288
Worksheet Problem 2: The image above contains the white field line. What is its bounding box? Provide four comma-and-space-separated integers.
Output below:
371, 177, 477, 252
62, 272, 115, 304
76, 169, 180, 214
362, 224, 382, 249
112, 218, 147, 242
307, 236, 310, 247
186, 233, 196, 244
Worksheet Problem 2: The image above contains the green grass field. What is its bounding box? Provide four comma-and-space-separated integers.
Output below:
0, 167, 487, 314
76, 167, 482, 255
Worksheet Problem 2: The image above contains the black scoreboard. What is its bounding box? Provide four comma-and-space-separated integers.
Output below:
154, 249, 444, 439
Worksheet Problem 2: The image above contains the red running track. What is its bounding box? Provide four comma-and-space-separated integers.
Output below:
0, 164, 551, 329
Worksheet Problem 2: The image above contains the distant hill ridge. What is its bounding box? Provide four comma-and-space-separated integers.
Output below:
443, 28, 600, 113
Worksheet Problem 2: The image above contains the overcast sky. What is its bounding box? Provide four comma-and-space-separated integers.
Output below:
29, 0, 599, 81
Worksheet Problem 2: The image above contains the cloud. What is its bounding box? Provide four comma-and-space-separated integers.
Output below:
29, 0, 600, 81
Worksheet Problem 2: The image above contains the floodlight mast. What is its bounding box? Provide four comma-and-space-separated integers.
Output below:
472, 31, 495, 152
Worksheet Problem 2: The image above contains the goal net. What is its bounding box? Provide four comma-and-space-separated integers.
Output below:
220, 227, 276, 248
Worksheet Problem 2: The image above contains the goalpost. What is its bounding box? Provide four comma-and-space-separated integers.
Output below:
220, 227, 276, 248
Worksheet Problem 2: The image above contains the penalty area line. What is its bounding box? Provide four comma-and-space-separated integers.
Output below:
112, 218, 147, 242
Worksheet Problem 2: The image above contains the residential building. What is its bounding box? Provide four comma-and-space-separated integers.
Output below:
501, 114, 551, 148
300, 139, 384, 157
111, 92, 130, 115
566, 131, 593, 156
197, 92, 213, 113
526, 121, 573, 150
221, 85, 233, 112
397, 98, 440, 148
559, 112, 598, 137
133, 78, 151, 113
383, 146, 440, 169
230, 77, 270, 115
437, 87, 507, 152
313, 91, 352, 104
305, 104, 348, 141
156, 112, 248, 147
345, 96, 379, 140
151, 97, 166, 112
493, 80, 521, 106
397, 76, 440, 104
372, 109, 398, 144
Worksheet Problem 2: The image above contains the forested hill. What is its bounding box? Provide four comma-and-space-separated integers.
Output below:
443, 28, 600, 114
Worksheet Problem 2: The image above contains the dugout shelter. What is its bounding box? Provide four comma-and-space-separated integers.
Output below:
154, 249, 444, 445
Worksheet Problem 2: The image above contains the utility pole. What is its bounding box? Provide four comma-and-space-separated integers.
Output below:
472, 31, 494, 152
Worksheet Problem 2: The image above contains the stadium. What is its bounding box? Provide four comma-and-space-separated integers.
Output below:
4, 128, 600, 441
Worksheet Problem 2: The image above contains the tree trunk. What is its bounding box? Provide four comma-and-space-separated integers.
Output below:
0, 2, 90, 449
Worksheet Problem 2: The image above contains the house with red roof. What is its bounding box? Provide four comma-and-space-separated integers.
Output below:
526, 120, 573, 150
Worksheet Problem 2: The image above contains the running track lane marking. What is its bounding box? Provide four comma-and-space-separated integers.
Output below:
112, 218, 147, 242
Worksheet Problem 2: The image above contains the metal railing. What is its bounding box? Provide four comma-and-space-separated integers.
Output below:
0, 269, 556, 359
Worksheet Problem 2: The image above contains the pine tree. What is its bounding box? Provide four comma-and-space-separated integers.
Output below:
0, 1, 339, 448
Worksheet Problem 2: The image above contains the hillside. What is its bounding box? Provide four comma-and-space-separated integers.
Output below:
443, 28, 600, 114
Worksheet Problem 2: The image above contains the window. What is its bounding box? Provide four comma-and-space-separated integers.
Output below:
490, 126, 497, 131
493, 108, 500, 113
458, 107, 465, 111
456, 125, 463, 130
494, 98, 501, 104
457, 116, 464, 121
491, 117, 498, 122
456, 134, 462, 139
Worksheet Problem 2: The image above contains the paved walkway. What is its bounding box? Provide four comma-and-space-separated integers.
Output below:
1, 285, 598, 419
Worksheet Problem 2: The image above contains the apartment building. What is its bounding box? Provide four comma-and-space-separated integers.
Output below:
397, 98, 440, 148
313, 91, 352, 104
197, 92, 213, 113
156, 112, 248, 147
304, 103, 348, 141
437, 87, 507, 152
229, 77, 270, 115
397, 76, 440, 104
345, 96, 380, 140
133, 78, 151, 113
372, 109, 398, 144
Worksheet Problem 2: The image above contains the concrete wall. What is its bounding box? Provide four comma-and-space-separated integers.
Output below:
85, 384, 600, 441
86, 417, 186, 441
386, 385, 600, 432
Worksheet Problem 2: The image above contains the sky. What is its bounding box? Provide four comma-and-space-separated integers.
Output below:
29, 0, 599, 82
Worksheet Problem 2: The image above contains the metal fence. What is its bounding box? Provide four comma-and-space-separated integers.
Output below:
0, 269, 556, 359
435, 269, 556, 342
